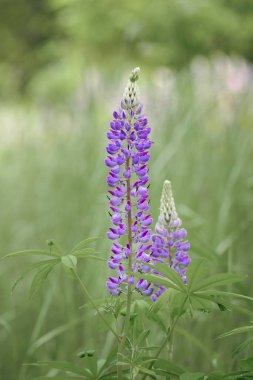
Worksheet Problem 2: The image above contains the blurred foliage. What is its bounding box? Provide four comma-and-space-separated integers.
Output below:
0, 1, 253, 378
0, 57, 253, 379
1, 0, 253, 99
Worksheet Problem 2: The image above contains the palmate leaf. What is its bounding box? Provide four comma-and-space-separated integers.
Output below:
185, 259, 250, 312
138, 258, 248, 316
140, 261, 186, 292
12, 258, 60, 292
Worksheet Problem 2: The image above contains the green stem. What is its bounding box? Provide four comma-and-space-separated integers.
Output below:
73, 269, 120, 342
142, 296, 188, 380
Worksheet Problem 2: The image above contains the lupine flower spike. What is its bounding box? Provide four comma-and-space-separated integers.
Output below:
151, 180, 191, 301
105, 67, 153, 296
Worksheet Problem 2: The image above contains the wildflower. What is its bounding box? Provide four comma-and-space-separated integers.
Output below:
105, 68, 153, 295
151, 180, 191, 301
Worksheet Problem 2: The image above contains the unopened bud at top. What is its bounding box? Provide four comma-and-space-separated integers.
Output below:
159, 180, 180, 226
123, 67, 140, 107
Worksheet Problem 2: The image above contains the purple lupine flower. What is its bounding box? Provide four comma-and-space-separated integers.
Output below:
150, 180, 191, 301
105, 67, 153, 296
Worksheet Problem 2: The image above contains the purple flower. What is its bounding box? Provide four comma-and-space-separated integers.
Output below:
105, 67, 153, 296
150, 180, 191, 299
105, 70, 191, 301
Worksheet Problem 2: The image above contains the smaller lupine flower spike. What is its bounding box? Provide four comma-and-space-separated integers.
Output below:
150, 180, 191, 301
105, 67, 153, 297
159, 180, 177, 225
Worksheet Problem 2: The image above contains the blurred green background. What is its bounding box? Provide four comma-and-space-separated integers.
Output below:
1, 1, 253, 379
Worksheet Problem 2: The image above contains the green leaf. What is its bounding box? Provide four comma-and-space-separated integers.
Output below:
189, 294, 214, 313
138, 366, 157, 377
141, 261, 185, 291
218, 325, 253, 339
222, 369, 253, 379
135, 272, 180, 291
194, 289, 253, 302
61, 254, 77, 269
71, 237, 99, 253
233, 336, 253, 357
153, 358, 184, 376
12, 259, 59, 292
180, 372, 205, 380
72, 248, 95, 256
33, 377, 85, 380
29, 264, 55, 298
192, 273, 246, 292
187, 259, 208, 291
191, 293, 232, 312
158, 289, 187, 319
150, 289, 170, 313
33, 361, 89, 376
75, 254, 106, 262
1, 249, 59, 260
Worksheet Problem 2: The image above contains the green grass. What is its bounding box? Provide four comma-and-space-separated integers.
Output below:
1, 59, 253, 379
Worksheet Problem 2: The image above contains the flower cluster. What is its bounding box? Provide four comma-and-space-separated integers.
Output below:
105, 68, 153, 296
105, 68, 190, 301
151, 180, 191, 301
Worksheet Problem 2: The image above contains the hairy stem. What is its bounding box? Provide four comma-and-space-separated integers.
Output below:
73, 269, 120, 342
